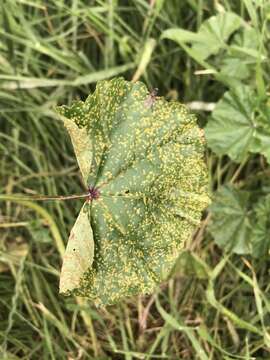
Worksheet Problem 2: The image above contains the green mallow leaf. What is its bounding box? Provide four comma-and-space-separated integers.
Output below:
162, 12, 243, 62
208, 186, 252, 254
220, 27, 261, 81
56, 77, 210, 306
191, 12, 243, 60
162, 13, 266, 87
209, 186, 270, 258
205, 85, 270, 163
251, 195, 270, 259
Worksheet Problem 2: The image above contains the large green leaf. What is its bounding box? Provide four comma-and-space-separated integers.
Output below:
208, 186, 252, 254
205, 85, 270, 163
57, 77, 209, 305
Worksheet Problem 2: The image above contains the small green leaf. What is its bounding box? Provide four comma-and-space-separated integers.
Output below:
251, 195, 270, 258
220, 27, 262, 81
161, 28, 205, 45
162, 12, 243, 61
208, 186, 252, 254
205, 85, 270, 163
57, 77, 210, 305
192, 12, 243, 60
59, 203, 94, 294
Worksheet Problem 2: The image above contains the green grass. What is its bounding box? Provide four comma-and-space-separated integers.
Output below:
1, 1, 270, 359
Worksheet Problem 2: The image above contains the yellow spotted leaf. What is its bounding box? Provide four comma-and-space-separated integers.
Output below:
56, 77, 210, 306
59, 203, 94, 294
57, 102, 93, 185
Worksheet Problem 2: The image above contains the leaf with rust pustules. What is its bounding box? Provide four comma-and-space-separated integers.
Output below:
56, 77, 210, 306
59, 203, 94, 294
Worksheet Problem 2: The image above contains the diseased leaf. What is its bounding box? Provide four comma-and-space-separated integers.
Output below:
251, 195, 270, 258
57, 103, 92, 185
208, 186, 252, 254
57, 77, 210, 305
205, 85, 270, 163
59, 203, 94, 294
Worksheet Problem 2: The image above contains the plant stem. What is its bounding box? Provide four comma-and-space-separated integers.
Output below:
2, 194, 89, 202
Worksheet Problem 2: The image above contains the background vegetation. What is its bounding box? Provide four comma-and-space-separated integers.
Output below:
0, 0, 269, 359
